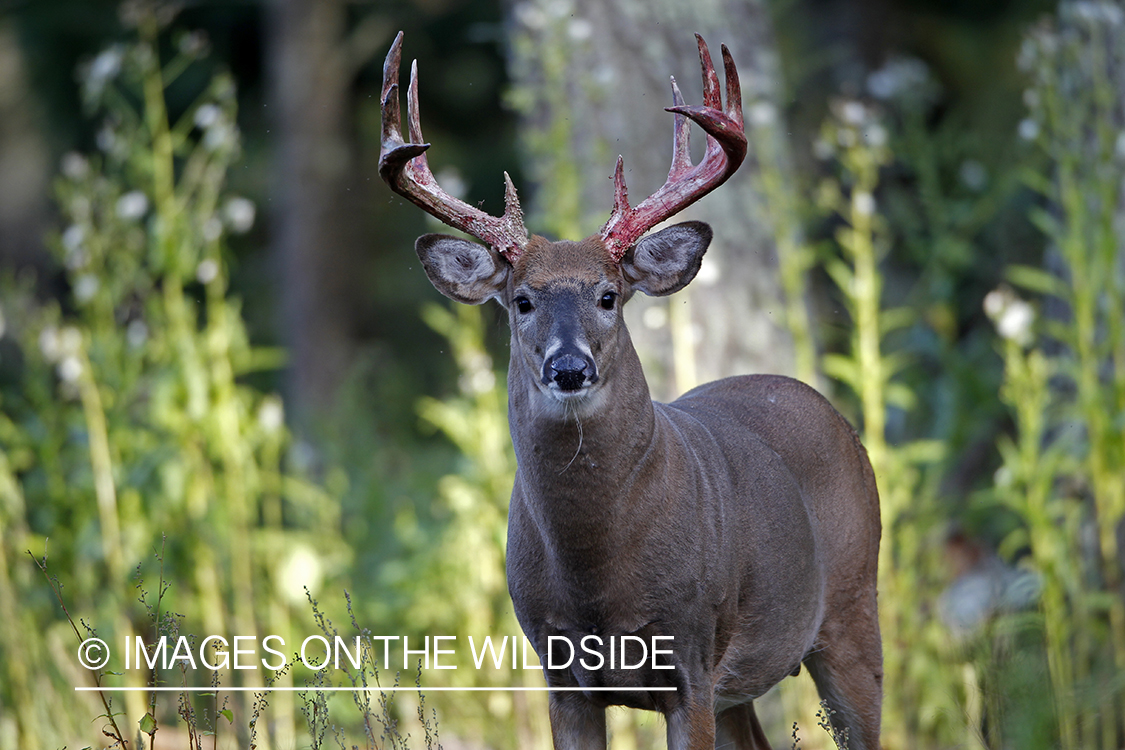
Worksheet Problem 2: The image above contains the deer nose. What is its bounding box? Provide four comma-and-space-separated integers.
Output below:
547, 353, 594, 392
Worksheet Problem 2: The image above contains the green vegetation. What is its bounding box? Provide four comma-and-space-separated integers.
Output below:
0, 9, 344, 748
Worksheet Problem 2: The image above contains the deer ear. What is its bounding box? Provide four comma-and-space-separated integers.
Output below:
415, 234, 510, 305
621, 221, 713, 297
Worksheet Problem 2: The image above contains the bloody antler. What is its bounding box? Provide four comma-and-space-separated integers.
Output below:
600, 35, 747, 262
380, 32, 529, 262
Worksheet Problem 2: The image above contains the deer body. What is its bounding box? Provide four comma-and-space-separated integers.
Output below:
381, 34, 883, 750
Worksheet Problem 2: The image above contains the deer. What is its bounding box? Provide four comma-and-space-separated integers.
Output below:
379, 31, 883, 750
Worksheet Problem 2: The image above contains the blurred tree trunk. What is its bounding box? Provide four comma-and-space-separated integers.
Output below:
267, 0, 389, 425
0, 22, 49, 276
268, 0, 352, 424
508, 0, 798, 400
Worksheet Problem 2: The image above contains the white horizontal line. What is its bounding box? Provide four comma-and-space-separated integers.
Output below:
75, 686, 678, 693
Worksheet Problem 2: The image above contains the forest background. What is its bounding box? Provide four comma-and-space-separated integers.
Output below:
0, 0, 1123, 748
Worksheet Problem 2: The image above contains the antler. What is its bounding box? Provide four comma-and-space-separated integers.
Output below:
380, 32, 529, 262
600, 34, 747, 262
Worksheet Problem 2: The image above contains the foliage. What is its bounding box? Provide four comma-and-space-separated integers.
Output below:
0, 7, 346, 747
762, 2, 1125, 749
985, 2, 1125, 747
810, 97, 965, 749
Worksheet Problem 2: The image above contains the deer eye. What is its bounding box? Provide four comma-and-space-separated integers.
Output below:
599, 292, 617, 311
515, 296, 534, 314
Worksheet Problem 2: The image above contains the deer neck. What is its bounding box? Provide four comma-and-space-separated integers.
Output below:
507, 324, 657, 517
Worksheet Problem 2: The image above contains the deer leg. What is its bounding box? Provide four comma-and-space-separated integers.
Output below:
665, 694, 718, 750
715, 701, 772, 750
548, 691, 607, 750
803, 595, 883, 750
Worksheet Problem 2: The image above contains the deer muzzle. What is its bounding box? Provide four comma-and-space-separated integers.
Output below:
544, 351, 598, 393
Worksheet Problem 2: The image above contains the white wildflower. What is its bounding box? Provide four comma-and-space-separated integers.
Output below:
643, 304, 668, 330
258, 397, 284, 433
840, 100, 867, 125
1068, 1, 1124, 25
435, 167, 467, 200
592, 64, 616, 87
290, 439, 318, 475
568, 18, 592, 41
984, 287, 1035, 346
853, 191, 876, 217
57, 355, 83, 384
466, 367, 496, 394
178, 30, 208, 56
959, 160, 987, 191
115, 190, 149, 221
866, 56, 931, 101
202, 120, 236, 151
993, 465, 1013, 488
196, 258, 219, 284
277, 545, 323, 605
39, 326, 61, 362
544, 0, 573, 19
73, 274, 100, 304
1017, 38, 1038, 73
983, 288, 1006, 319
61, 152, 89, 180
194, 103, 221, 129
222, 197, 256, 234
696, 255, 721, 286
89, 47, 122, 81
203, 217, 223, 242
96, 125, 117, 154
126, 319, 148, 349
59, 326, 82, 356
748, 101, 778, 127
514, 2, 546, 30
1018, 118, 1040, 141
864, 123, 888, 148
83, 46, 123, 100
998, 300, 1034, 345
62, 225, 85, 254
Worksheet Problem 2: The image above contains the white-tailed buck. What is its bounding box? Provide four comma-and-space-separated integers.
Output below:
380, 32, 882, 750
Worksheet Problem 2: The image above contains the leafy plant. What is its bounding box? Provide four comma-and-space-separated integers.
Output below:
0, 5, 344, 746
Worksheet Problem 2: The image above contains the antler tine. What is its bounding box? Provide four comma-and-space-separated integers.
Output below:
380, 33, 427, 171
600, 34, 748, 262
669, 77, 693, 179
407, 59, 425, 146
696, 34, 722, 111
611, 156, 630, 213
379, 32, 529, 262
721, 43, 744, 129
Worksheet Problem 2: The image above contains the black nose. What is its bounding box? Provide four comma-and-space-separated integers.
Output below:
550, 354, 590, 392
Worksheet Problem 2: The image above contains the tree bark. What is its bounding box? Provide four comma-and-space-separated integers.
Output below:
0, 22, 49, 276
508, 0, 796, 400
267, 0, 361, 423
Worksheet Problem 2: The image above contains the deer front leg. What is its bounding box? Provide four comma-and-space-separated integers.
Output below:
665, 691, 717, 750
548, 691, 607, 750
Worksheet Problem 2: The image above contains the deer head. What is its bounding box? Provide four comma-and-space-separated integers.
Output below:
380, 32, 745, 415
